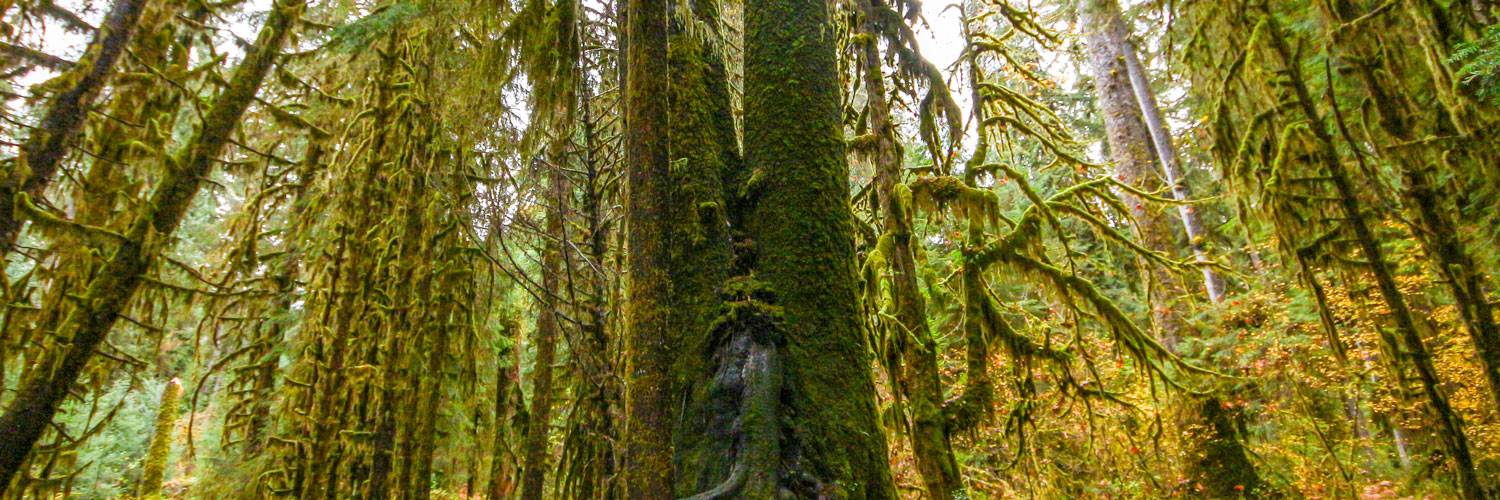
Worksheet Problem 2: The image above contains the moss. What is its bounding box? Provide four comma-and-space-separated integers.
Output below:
0, 0, 151, 251
665, 1, 746, 491
742, 0, 897, 491
0, 1, 303, 492
138, 378, 182, 499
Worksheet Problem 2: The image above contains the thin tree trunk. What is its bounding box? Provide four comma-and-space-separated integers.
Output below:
0, 0, 302, 491
137, 378, 181, 499
620, 0, 674, 491
520, 166, 568, 500
1106, 6, 1225, 302
855, 2, 962, 497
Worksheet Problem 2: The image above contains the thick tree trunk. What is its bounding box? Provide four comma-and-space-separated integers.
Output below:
621, 0, 675, 492
1082, 0, 1189, 339
664, 0, 742, 494
0, 0, 301, 492
855, 2, 962, 497
0, 0, 148, 251
744, 0, 897, 491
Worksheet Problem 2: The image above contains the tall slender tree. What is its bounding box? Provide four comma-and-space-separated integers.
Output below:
854, 0, 963, 496
621, 0, 674, 491
1081, 1, 1262, 494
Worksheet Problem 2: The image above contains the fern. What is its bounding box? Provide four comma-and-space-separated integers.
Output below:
1452, 25, 1500, 105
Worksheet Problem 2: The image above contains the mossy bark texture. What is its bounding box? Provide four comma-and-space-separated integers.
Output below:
744, 0, 898, 492
621, 0, 675, 492
665, 0, 742, 494
138, 378, 182, 499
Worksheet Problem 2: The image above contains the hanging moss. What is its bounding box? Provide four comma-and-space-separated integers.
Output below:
0, 0, 303, 491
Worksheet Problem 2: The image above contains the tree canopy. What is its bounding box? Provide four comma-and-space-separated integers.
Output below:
2, 0, 1500, 497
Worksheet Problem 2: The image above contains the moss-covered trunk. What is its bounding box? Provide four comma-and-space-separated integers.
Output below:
854, 1, 962, 496
0, 0, 147, 251
137, 378, 181, 499
665, 0, 741, 493
620, 0, 675, 491
743, 0, 897, 491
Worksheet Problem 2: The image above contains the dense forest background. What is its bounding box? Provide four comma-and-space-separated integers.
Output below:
3, 0, 1500, 497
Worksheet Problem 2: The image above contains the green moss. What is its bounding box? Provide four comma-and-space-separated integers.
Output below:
742, 0, 897, 491
137, 378, 182, 499
665, 2, 742, 492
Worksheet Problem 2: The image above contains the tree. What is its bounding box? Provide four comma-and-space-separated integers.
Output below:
137, 378, 181, 499
1081, 0, 1262, 494
0, 0, 148, 251
743, 0, 898, 492
0, 0, 304, 491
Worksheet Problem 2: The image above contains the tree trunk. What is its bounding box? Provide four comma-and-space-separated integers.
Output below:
1109, 8, 1225, 303
621, 0, 675, 491
520, 166, 568, 500
0, 0, 148, 251
1082, 0, 1263, 495
137, 378, 181, 499
855, 1, 962, 497
664, 0, 741, 493
744, 0, 898, 490
0, 0, 302, 492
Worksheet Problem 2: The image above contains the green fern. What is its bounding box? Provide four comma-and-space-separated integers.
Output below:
1452, 25, 1500, 105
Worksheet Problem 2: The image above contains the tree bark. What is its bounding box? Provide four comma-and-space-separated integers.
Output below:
1108, 8, 1225, 303
744, 0, 898, 491
621, 0, 675, 491
520, 165, 568, 500
137, 378, 182, 499
664, 0, 742, 493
